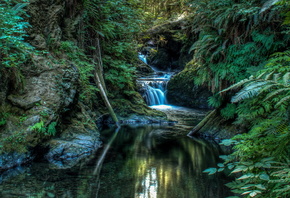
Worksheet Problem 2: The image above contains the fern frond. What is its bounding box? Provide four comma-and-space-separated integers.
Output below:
273, 73, 281, 82
231, 81, 268, 103
275, 95, 290, 107
259, 83, 280, 92
265, 71, 275, 80
263, 88, 290, 102
219, 77, 252, 93
283, 72, 290, 85
12, 3, 28, 13
257, 71, 267, 79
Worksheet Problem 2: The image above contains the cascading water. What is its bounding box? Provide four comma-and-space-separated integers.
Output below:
138, 77, 169, 105
138, 52, 148, 64
138, 53, 173, 106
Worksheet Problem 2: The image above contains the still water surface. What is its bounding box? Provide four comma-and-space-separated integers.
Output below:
0, 124, 231, 198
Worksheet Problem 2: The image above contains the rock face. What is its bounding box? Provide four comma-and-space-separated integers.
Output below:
167, 69, 212, 109
140, 19, 191, 71
0, 0, 102, 171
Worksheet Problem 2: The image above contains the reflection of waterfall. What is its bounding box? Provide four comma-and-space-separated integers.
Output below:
137, 52, 173, 106
136, 167, 158, 198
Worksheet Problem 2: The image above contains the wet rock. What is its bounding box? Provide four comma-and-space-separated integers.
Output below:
149, 48, 171, 70
7, 95, 41, 110
0, 166, 26, 184
22, 115, 41, 127
0, 152, 33, 171
45, 126, 101, 169
167, 69, 213, 109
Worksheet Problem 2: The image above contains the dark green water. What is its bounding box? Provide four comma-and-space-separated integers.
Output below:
0, 124, 231, 198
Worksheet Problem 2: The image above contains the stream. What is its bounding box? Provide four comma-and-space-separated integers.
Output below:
0, 55, 232, 198
0, 124, 231, 198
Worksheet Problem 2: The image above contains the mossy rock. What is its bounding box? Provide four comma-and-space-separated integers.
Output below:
167, 68, 212, 109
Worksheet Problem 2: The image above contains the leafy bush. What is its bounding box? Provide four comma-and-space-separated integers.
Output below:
205, 50, 290, 197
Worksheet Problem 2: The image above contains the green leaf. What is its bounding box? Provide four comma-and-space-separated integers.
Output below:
232, 165, 248, 173
255, 184, 266, 190
254, 162, 264, 168
237, 173, 255, 180
249, 191, 258, 197
217, 163, 225, 168
259, 173, 270, 181
203, 168, 217, 175
241, 184, 255, 189
220, 139, 237, 146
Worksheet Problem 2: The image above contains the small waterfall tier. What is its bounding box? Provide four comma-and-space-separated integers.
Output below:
138, 52, 148, 64
137, 74, 173, 106
137, 51, 174, 107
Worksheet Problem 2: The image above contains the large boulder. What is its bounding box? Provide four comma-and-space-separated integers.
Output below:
167, 68, 212, 109
45, 124, 101, 169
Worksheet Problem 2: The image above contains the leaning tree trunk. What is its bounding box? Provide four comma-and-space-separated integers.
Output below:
94, 72, 119, 124
187, 109, 217, 136
94, 38, 119, 125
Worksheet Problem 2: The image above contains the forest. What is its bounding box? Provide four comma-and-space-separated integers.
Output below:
0, 0, 289, 197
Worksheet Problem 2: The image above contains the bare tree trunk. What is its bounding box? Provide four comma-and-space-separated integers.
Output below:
94, 72, 119, 124
187, 109, 217, 136
94, 38, 119, 125
94, 38, 107, 94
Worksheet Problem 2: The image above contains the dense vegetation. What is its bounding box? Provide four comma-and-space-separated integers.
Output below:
139, 0, 290, 197
0, 0, 289, 197
183, 1, 290, 197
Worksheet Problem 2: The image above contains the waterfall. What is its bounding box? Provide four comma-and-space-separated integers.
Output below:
138, 79, 168, 105
138, 52, 148, 64
137, 52, 174, 107
138, 73, 173, 106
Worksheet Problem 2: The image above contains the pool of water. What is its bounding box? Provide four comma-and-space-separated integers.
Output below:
0, 124, 231, 198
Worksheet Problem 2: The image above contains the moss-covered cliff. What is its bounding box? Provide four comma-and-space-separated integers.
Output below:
0, 0, 164, 170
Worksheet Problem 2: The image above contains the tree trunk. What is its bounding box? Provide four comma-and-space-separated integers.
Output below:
94, 37, 119, 125
187, 109, 217, 136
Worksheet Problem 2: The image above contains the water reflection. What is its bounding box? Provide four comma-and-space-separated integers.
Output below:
97, 125, 230, 198
0, 124, 231, 198
136, 167, 158, 198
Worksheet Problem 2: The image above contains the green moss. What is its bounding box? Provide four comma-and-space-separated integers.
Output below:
1, 131, 28, 153
112, 98, 165, 118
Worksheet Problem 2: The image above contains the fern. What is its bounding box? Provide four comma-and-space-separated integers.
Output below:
47, 121, 57, 136
0, 0, 34, 68
231, 81, 269, 103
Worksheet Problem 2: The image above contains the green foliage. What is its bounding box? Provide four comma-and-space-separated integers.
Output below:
0, 105, 12, 126
187, 0, 289, 94
3, 131, 26, 152
220, 103, 236, 120
208, 95, 222, 108
58, 41, 98, 101
30, 121, 57, 136
30, 121, 45, 133
0, 0, 34, 68
47, 122, 57, 136
82, 0, 142, 100
204, 49, 290, 197
222, 50, 290, 110
139, 0, 188, 23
